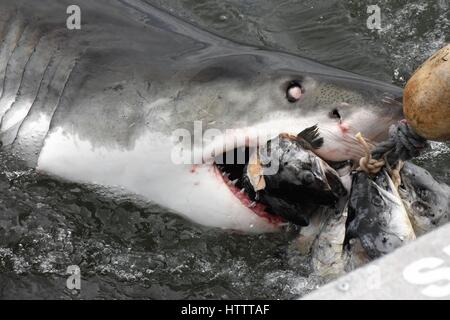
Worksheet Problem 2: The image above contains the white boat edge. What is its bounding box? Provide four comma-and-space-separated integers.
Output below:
302, 223, 450, 300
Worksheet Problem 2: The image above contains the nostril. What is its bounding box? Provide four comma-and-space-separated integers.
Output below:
329, 108, 341, 120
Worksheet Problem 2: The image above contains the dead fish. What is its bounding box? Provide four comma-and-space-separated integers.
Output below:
295, 161, 353, 254
399, 162, 450, 236
310, 204, 348, 279
243, 126, 347, 226
344, 238, 371, 272
346, 169, 416, 259
295, 207, 329, 255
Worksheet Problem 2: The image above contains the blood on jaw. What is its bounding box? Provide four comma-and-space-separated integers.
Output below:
213, 165, 285, 226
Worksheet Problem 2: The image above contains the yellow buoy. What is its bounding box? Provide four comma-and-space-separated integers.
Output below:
403, 44, 450, 141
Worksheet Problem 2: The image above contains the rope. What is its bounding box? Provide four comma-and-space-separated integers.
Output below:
356, 120, 429, 175
371, 120, 429, 164
388, 160, 404, 189
355, 132, 385, 175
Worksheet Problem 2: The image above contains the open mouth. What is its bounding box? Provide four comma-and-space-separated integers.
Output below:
212, 142, 347, 227
213, 147, 287, 226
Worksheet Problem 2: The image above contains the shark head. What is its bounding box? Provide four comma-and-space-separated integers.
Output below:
36, 50, 403, 233
0, 0, 404, 232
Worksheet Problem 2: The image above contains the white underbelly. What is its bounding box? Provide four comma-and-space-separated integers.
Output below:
37, 128, 279, 233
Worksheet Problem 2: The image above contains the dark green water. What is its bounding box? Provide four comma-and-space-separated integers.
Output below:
0, 0, 449, 299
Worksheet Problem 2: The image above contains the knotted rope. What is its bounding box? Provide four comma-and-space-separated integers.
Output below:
356, 120, 429, 175
356, 132, 385, 175
371, 120, 429, 165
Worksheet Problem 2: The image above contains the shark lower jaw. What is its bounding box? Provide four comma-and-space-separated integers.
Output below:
212, 162, 286, 226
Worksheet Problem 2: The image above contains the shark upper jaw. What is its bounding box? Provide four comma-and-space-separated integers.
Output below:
197, 117, 367, 166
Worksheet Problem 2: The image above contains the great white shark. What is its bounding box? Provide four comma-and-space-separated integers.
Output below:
0, 0, 404, 232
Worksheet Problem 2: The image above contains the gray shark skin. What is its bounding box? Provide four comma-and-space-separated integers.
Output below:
0, 0, 404, 232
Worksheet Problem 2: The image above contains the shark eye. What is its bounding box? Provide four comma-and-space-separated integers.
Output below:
286, 81, 303, 102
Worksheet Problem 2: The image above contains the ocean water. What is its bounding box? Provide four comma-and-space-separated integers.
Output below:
0, 0, 449, 299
